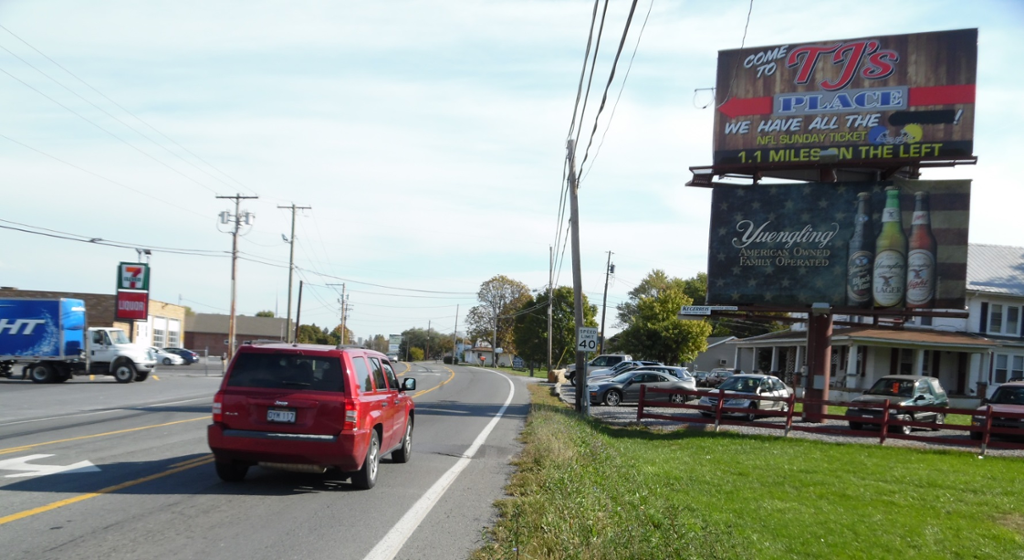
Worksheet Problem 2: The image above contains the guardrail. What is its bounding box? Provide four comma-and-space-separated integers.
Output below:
637, 386, 1024, 456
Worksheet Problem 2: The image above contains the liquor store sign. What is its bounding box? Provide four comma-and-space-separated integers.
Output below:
705, 179, 970, 310
712, 29, 977, 167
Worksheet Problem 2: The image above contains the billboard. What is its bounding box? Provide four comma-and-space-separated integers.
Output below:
712, 29, 977, 167
388, 334, 402, 354
116, 290, 149, 321
706, 179, 970, 310
118, 262, 150, 291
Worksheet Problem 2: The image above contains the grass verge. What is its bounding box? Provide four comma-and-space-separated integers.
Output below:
472, 384, 1024, 560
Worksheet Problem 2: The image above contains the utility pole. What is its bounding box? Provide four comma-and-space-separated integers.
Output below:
294, 280, 303, 342
217, 193, 258, 362
492, 310, 498, 368
566, 139, 587, 414
599, 251, 614, 354
548, 245, 554, 374
452, 304, 459, 364
339, 283, 347, 345
278, 203, 310, 343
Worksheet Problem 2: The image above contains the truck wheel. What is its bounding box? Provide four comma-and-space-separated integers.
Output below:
29, 363, 55, 383
134, 371, 149, 382
113, 362, 136, 383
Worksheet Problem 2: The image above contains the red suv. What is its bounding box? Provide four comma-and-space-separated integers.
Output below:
208, 343, 416, 489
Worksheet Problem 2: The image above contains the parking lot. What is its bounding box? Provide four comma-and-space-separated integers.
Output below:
558, 383, 1024, 459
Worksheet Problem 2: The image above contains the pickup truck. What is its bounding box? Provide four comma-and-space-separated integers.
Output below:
0, 298, 156, 383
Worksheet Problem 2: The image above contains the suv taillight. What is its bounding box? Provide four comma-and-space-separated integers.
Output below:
212, 391, 223, 423
343, 400, 358, 431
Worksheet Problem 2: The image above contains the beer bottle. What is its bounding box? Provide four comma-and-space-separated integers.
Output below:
846, 192, 873, 307
873, 186, 907, 308
906, 191, 937, 308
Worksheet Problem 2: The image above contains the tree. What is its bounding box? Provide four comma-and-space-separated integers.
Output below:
256, 310, 275, 317
615, 283, 712, 365
409, 347, 424, 361
466, 275, 531, 355
513, 286, 598, 369
399, 328, 451, 360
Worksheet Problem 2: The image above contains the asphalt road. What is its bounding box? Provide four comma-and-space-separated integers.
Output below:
0, 362, 537, 560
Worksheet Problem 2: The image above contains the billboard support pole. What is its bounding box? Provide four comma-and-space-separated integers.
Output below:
803, 307, 833, 423
567, 139, 587, 415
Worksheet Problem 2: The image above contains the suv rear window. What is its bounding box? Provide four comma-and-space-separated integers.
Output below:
227, 353, 345, 392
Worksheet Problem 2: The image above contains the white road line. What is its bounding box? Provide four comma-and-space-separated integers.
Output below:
362, 369, 515, 560
0, 396, 211, 427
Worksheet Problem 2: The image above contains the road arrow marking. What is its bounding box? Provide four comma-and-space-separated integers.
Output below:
0, 454, 100, 478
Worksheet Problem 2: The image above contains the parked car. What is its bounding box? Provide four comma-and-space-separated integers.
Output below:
565, 353, 633, 383
698, 374, 792, 420
588, 369, 696, 407
387, 354, 401, 363
150, 347, 184, 366
694, 371, 711, 387
971, 381, 1024, 440
207, 342, 416, 489
844, 375, 949, 434
587, 360, 660, 381
163, 347, 199, 364
705, 368, 740, 388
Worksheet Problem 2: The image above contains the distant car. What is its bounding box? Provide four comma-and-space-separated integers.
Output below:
163, 347, 199, 364
698, 374, 792, 421
150, 347, 184, 366
845, 375, 949, 434
588, 370, 696, 407
587, 360, 660, 381
971, 381, 1024, 440
705, 368, 740, 388
694, 371, 711, 386
565, 354, 633, 383
387, 354, 401, 363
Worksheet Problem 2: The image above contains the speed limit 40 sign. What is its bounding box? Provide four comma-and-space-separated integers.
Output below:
577, 327, 598, 353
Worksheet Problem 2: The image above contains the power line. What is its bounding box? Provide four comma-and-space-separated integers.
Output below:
571, 0, 612, 163
0, 218, 227, 256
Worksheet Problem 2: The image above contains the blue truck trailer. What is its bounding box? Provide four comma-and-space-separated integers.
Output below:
0, 298, 156, 383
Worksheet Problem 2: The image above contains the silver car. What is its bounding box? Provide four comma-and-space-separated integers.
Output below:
588, 370, 696, 407
698, 374, 792, 421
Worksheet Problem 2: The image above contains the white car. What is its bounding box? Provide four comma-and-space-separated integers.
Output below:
149, 347, 184, 366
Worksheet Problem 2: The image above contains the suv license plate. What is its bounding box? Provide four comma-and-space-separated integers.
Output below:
267, 408, 296, 423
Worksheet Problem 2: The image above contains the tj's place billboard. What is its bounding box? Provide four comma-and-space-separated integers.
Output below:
706, 179, 970, 310
712, 29, 977, 167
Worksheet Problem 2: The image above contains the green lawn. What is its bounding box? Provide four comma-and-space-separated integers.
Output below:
472, 384, 1024, 560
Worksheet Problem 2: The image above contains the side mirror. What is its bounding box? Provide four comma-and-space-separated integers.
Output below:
401, 377, 416, 392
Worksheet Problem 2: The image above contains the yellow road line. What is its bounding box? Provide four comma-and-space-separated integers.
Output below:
0, 457, 216, 527
412, 366, 455, 399
396, 362, 411, 376
168, 454, 214, 469
0, 416, 209, 456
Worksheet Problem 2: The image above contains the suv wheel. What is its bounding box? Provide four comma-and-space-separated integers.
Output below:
352, 430, 380, 490
392, 417, 413, 463
889, 414, 913, 435
745, 403, 758, 422
933, 413, 945, 431
215, 460, 249, 482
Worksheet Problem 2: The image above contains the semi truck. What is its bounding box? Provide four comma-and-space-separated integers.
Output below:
0, 298, 156, 383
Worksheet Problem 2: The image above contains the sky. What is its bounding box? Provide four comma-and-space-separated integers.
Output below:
2, 0, 1023, 344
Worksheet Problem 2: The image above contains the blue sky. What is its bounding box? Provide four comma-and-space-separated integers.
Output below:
2, 0, 1022, 342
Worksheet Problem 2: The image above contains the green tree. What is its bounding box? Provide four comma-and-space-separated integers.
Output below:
513, 286, 598, 369
409, 347, 424, 361
615, 283, 712, 364
466, 275, 531, 355
255, 310, 275, 317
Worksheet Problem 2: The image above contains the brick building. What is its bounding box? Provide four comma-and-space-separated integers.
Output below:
184, 313, 293, 357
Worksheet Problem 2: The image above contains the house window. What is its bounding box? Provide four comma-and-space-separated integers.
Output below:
994, 354, 1024, 384
988, 304, 1022, 336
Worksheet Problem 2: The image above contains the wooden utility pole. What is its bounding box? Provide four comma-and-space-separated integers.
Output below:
294, 280, 303, 342
547, 245, 554, 374
216, 193, 258, 361
278, 203, 310, 343
599, 251, 614, 354
567, 140, 587, 415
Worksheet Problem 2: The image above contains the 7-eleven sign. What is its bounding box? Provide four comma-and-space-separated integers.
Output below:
118, 262, 150, 291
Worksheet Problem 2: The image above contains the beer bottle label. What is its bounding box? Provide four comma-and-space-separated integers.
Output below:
912, 211, 929, 226
847, 250, 872, 303
906, 249, 936, 305
881, 207, 900, 222
873, 249, 906, 307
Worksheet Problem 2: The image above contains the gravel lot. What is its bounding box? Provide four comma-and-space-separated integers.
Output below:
556, 383, 1024, 459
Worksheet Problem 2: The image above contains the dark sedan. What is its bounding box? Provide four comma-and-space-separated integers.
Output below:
163, 347, 200, 364
588, 370, 696, 407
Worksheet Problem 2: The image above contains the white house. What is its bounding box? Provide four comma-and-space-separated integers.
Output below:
724, 244, 1023, 402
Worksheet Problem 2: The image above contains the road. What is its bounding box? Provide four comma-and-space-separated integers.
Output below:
0, 362, 537, 560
